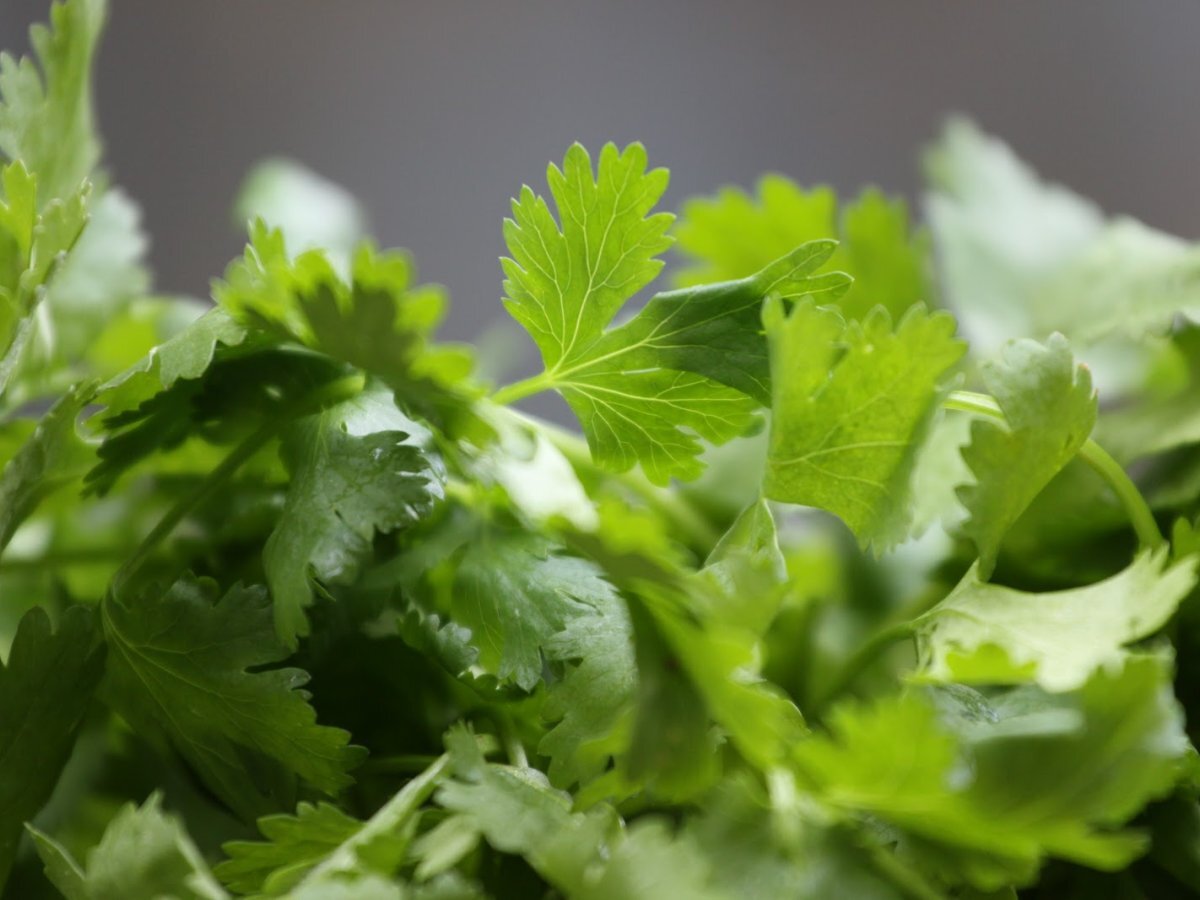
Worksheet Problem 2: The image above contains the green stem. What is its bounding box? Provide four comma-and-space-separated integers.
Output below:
944, 389, 1163, 550
109, 374, 365, 596
491, 370, 559, 406
0, 547, 129, 572
109, 420, 277, 595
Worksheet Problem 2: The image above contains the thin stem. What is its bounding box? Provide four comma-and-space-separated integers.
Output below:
110, 421, 277, 595
0, 547, 129, 572
109, 374, 365, 596
944, 389, 1163, 550
491, 370, 559, 406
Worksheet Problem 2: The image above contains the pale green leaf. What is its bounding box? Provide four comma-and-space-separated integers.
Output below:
915, 548, 1196, 691
957, 335, 1097, 577
234, 158, 366, 262
0, 0, 105, 206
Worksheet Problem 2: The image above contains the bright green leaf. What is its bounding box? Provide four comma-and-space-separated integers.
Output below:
763, 298, 965, 549
675, 176, 932, 323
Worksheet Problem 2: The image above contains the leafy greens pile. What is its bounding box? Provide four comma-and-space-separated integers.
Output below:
5, 2, 1200, 898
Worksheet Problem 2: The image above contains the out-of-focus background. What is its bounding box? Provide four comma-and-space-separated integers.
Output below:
2, 0, 1199, 340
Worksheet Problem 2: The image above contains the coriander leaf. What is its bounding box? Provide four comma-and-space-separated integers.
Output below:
0, 0, 104, 207
539, 571, 636, 788
101, 576, 365, 820
926, 119, 1200, 358
266, 387, 444, 645
763, 298, 965, 549
0, 164, 90, 396
28, 188, 151, 386
436, 730, 724, 899
0, 381, 93, 554
923, 118, 1104, 354
28, 793, 228, 900
215, 802, 362, 896
399, 506, 619, 691
697, 498, 787, 635
689, 777, 903, 900
435, 740, 618, 896
276, 752, 450, 895
637, 583, 806, 776
93, 307, 251, 421
1035, 218, 1200, 344
234, 158, 366, 262
560, 368, 758, 485
798, 657, 1187, 890
87, 347, 343, 496
0, 606, 103, 891
915, 548, 1196, 691
503, 142, 672, 371
501, 143, 840, 484
957, 335, 1097, 577
574, 819, 727, 900
216, 224, 474, 415
675, 177, 932, 323
581, 239, 850, 407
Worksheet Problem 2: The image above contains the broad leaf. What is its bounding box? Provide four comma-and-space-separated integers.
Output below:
0, 0, 105, 206
763, 298, 965, 549
101, 577, 365, 819
915, 548, 1196, 691
265, 388, 444, 645
957, 335, 1097, 577
797, 657, 1187, 890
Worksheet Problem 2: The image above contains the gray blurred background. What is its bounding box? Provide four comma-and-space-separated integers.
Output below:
2, 0, 1199, 341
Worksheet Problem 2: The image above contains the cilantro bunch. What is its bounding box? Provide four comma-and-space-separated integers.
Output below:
4, 2, 1200, 898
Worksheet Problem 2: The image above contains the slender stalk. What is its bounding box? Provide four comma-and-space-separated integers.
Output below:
943, 389, 1163, 550
491, 370, 559, 406
109, 374, 365, 596
0, 547, 129, 572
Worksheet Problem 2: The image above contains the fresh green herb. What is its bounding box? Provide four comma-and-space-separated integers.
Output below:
4, 2, 1200, 897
